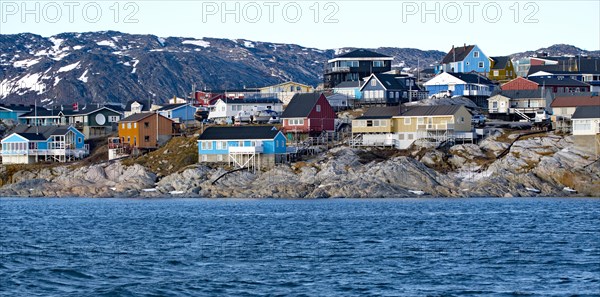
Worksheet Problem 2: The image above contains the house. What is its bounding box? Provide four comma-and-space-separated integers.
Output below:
550, 94, 600, 119
571, 106, 600, 136
197, 126, 287, 170
18, 108, 66, 126
351, 105, 473, 149
435, 44, 490, 75
423, 72, 496, 100
360, 73, 427, 105
489, 56, 516, 82
332, 81, 364, 100
157, 103, 198, 124
324, 49, 393, 89
258, 81, 314, 105
501, 77, 540, 91
0, 104, 38, 123
124, 100, 152, 117
526, 77, 590, 93
118, 113, 174, 149
487, 90, 553, 121
280, 93, 336, 136
350, 106, 400, 146
63, 106, 122, 139
207, 98, 283, 124
1, 126, 88, 164
526, 56, 600, 84
324, 93, 350, 111
550, 94, 600, 133
194, 89, 261, 107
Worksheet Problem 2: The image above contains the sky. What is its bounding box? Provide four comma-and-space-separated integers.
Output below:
0, 0, 598, 55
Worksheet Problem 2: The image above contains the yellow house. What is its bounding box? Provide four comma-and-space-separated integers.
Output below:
352, 105, 473, 149
489, 56, 516, 83
259, 81, 314, 105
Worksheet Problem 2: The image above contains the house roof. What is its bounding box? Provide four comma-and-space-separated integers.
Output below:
356, 106, 402, 119
527, 77, 590, 87
550, 95, 600, 107
220, 98, 282, 104
442, 45, 475, 64
399, 105, 464, 117
19, 108, 63, 118
125, 100, 151, 112
198, 126, 280, 140
448, 72, 495, 85
0, 104, 36, 112
490, 56, 510, 69
333, 81, 364, 89
491, 90, 545, 99
119, 112, 155, 122
259, 81, 313, 89
572, 106, 600, 119
157, 103, 190, 111
280, 93, 323, 118
373, 73, 405, 90
336, 49, 391, 59
9, 125, 74, 140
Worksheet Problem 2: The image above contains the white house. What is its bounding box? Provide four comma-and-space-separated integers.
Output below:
325, 93, 350, 111
208, 98, 283, 124
572, 106, 600, 136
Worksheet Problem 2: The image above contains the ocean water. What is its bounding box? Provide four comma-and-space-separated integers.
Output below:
0, 198, 599, 296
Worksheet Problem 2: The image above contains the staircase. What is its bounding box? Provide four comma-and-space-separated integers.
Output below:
513, 109, 531, 121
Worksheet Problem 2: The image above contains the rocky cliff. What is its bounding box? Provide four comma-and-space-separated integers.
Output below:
0, 132, 598, 198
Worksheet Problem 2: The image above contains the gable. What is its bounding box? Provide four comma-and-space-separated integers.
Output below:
1, 133, 29, 143
423, 73, 466, 86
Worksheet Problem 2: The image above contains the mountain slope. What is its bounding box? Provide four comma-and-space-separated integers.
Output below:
0, 31, 445, 106
510, 44, 600, 60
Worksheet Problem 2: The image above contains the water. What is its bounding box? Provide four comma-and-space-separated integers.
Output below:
1, 198, 599, 296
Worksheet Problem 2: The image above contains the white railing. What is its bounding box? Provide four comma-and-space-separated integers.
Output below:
463, 90, 492, 96
229, 145, 264, 154
417, 124, 455, 131
1, 148, 89, 156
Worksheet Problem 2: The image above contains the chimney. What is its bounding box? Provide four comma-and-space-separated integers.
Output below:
464, 43, 466, 48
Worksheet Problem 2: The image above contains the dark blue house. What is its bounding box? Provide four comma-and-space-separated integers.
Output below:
359, 73, 427, 105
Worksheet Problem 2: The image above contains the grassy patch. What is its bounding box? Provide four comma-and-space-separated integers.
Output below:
122, 136, 199, 176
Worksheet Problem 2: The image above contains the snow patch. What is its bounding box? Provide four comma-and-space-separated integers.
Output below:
57, 61, 80, 73
157, 37, 166, 46
72, 45, 84, 50
49, 37, 64, 52
53, 76, 61, 86
13, 58, 41, 68
243, 41, 255, 48
78, 69, 89, 83
131, 59, 140, 74
97, 40, 117, 47
182, 39, 210, 48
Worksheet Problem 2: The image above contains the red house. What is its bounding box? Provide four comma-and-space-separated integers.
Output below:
281, 93, 336, 135
501, 76, 590, 93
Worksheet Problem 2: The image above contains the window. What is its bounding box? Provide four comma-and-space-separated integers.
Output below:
378, 90, 384, 98
371, 80, 376, 87
216, 141, 228, 150
460, 117, 465, 123
127, 123, 131, 129
78, 137, 82, 143
231, 105, 242, 112
121, 123, 125, 129
478, 62, 484, 68
108, 116, 119, 123
408, 134, 414, 140
417, 118, 424, 125
316, 105, 321, 112
367, 120, 373, 127
201, 155, 208, 161
399, 134, 405, 140
144, 122, 149, 128
474, 51, 479, 58
134, 123, 137, 128
493, 70, 499, 77
145, 136, 150, 142
573, 120, 591, 131
217, 155, 223, 161
201, 141, 213, 150
373, 61, 384, 67
404, 118, 411, 125
296, 86, 301, 91
288, 119, 304, 126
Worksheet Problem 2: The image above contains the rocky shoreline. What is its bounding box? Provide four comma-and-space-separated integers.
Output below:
1, 131, 598, 198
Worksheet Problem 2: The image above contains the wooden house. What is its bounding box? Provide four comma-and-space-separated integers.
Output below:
118, 113, 174, 149
1, 126, 88, 164
280, 93, 336, 136
197, 126, 287, 170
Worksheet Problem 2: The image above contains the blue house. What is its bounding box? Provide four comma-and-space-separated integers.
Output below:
0, 104, 40, 122
332, 81, 364, 100
360, 73, 428, 105
435, 44, 490, 75
1, 126, 88, 164
424, 72, 497, 98
157, 103, 198, 124
197, 126, 287, 170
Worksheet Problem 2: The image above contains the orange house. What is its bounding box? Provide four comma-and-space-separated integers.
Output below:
118, 113, 174, 149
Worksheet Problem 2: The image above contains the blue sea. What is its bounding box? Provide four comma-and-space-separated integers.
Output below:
0, 198, 599, 296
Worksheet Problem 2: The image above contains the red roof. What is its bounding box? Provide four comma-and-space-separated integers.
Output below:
550, 96, 600, 107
